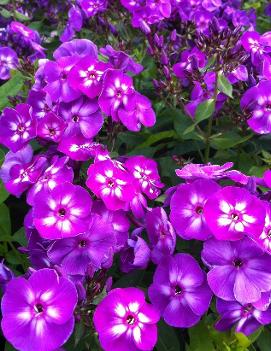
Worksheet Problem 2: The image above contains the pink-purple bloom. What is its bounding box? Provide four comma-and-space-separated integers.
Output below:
148, 253, 212, 328
202, 238, 271, 304
170, 179, 220, 240
1, 268, 77, 351
33, 182, 92, 239
0, 104, 36, 152
0, 47, 18, 80
93, 287, 160, 351
204, 186, 265, 241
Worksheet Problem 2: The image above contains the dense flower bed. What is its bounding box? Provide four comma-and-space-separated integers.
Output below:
0, 1, 271, 350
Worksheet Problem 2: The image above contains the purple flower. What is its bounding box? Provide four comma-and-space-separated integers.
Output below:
125, 156, 163, 199
100, 45, 143, 74
58, 135, 109, 161
146, 207, 176, 264
92, 201, 130, 252
0, 261, 14, 291
148, 253, 212, 328
33, 182, 92, 239
215, 298, 271, 336
86, 159, 136, 211
53, 39, 98, 60
0, 47, 18, 80
37, 112, 67, 142
0, 144, 33, 184
98, 69, 135, 121
173, 48, 206, 82
81, 0, 108, 17
241, 31, 271, 66
0, 104, 36, 152
202, 237, 271, 303
1, 268, 77, 351
27, 90, 56, 120
175, 162, 234, 180
204, 186, 266, 241
240, 80, 271, 134
60, 6, 83, 43
120, 233, 150, 273
93, 287, 160, 351
68, 56, 112, 98
248, 202, 271, 255
118, 93, 156, 131
44, 57, 81, 103
170, 179, 220, 240
59, 97, 103, 138
27, 156, 74, 205
9, 21, 40, 43
193, 10, 213, 34
48, 214, 116, 275
4, 155, 47, 197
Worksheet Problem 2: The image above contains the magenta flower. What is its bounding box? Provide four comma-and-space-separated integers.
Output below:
173, 47, 206, 81
93, 287, 160, 351
204, 186, 265, 241
148, 253, 212, 328
98, 69, 135, 121
1, 268, 77, 351
86, 159, 136, 211
202, 238, 271, 304
0, 47, 18, 80
44, 57, 81, 103
37, 112, 67, 142
0, 104, 36, 152
33, 182, 92, 239
170, 179, 220, 240
146, 207, 176, 264
118, 93, 156, 131
53, 39, 98, 60
120, 234, 150, 273
240, 80, 271, 134
125, 156, 164, 200
4, 155, 47, 197
68, 56, 112, 98
27, 156, 74, 205
100, 45, 143, 74
27, 90, 55, 120
81, 0, 108, 17
0, 144, 33, 184
92, 201, 130, 252
248, 202, 271, 255
58, 135, 109, 161
241, 31, 271, 66
0, 261, 14, 291
215, 298, 271, 336
48, 214, 116, 275
59, 97, 103, 139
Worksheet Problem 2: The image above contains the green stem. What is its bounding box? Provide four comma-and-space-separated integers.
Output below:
204, 71, 219, 163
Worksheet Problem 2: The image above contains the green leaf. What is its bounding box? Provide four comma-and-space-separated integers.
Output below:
0, 0, 10, 4
0, 203, 11, 236
210, 132, 253, 150
217, 72, 233, 98
0, 8, 11, 18
195, 99, 215, 124
257, 329, 271, 351
0, 180, 9, 204
14, 10, 30, 21
134, 130, 176, 149
5, 342, 17, 351
0, 71, 24, 110
156, 321, 181, 351
188, 321, 216, 351
13, 227, 27, 246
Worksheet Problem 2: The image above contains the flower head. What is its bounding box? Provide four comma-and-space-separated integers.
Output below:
170, 179, 220, 240
204, 186, 265, 240
0, 104, 36, 152
33, 182, 92, 239
148, 253, 212, 328
93, 287, 160, 351
1, 268, 78, 351
202, 238, 271, 303
0, 47, 18, 80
